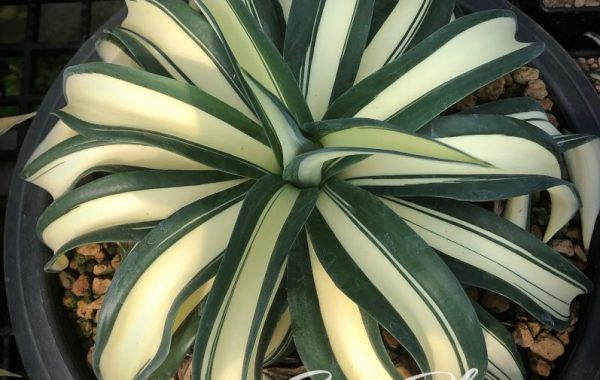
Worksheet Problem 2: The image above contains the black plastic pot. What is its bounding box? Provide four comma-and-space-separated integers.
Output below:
3, 10, 125, 380
3, 1, 600, 380
516, 0, 600, 57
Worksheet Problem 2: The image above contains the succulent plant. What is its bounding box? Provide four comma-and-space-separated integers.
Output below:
0, 112, 36, 137
21, 0, 599, 379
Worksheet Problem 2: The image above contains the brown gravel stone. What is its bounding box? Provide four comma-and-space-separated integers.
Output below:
512, 67, 539, 84
92, 278, 111, 297
76, 243, 104, 259
93, 263, 114, 276
76, 300, 95, 320
395, 352, 419, 378
382, 329, 400, 350
574, 244, 587, 263
396, 363, 413, 378
538, 98, 554, 111
72, 274, 91, 297
453, 94, 477, 111
77, 319, 93, 338
175, 356, 192, 380
58, 271, 75, 290
90, 296, 104, 309
480, 292, 510, 313
69, 258, 79, 271
263, 366, 307, 380
513, 322, 534, 347
550, 239, 574, 256
528, 321, 542, 338
111, 253, 122, 271
75, 244, 107, 264
556, 330, 570, 345
530, 355, 552, 377
570, 305, 579, 326
62, 291, 78, 309
476, 76, 506, 100
530, 332, 565, 361
565, 225, 582, 241
524, 79, 548, 100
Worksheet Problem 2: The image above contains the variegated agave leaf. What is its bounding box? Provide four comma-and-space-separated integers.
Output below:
22, 1, 595, 380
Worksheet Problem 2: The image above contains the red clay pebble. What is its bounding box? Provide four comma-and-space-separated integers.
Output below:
513, 322, 534, 348
530, 332, 565, 361
480, 292, 511, 313
71, 275, 91, 297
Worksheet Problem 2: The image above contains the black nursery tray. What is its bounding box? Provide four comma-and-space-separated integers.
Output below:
517, 0, 600, 57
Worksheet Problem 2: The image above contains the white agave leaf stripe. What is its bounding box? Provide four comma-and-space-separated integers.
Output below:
556, 135, 595, 146
299, 15, 316, 97
246, 263, 286, 374
201, 0, 283, 102
99, 202, 242, 380
482, 326, 524, 380
341, 154, 579, 230
171, 278, 214, 333
26, 144, 209, 199
264, 309, 291, 361
355, 17, 530, 120
42, 179, 246, 252
241, 0, 262, 28
499, 112, 550, 229
584, 31, 600, 45
170, 278, 291, 364
189, 0, 200, 11
307, 238, 395, 380
320, 127, 484, 165
26, 120, 78, 165
348, 176, 537, 188
302, 0, 359, 120
525, 119, 558, 135
122, 0, 256, 119
355, 0, 431, 82
95, 39, 142, 69
436, 134, 576, 241
507, 111, 559, 136
381, 198, 586, 319
339, 134, 558, 180
63, 73, 278, 173
118, 28, 190, 83
318, 189, 469, 378
544, 185, 580, 242
0, 112, 36, 137
501, 195, 530, 230
565, 138, 600, 249
436, 135, 559, 177
279, 0, 292, 22
47, 256, 70, 272
505, 108, 599, 246
201, 186, 300, 380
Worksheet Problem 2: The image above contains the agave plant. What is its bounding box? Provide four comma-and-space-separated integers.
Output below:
21, 0, 599, 379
